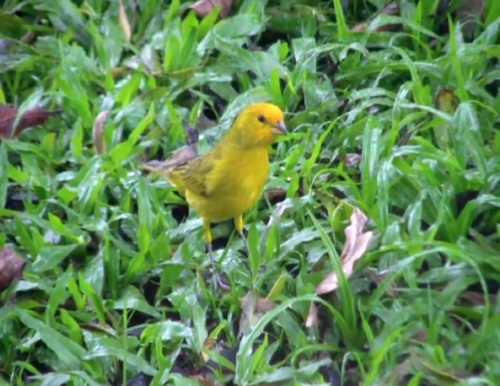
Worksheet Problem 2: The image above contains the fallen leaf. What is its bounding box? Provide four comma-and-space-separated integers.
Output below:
343, 153, 362, 168
0, 104, 59, 138
350, 23, 368, 33
190, 0, 233, 19
306, 208, 373, 326
239, 291, 276, 336
350, 2, 400, 33
305, 303, 319, 328
0, 246, 26, 294
434, 87, 459, 148
124, 45, 162, 75
316, 208, 373, 294
118, 0, 131, 42
93, 110, 109, 154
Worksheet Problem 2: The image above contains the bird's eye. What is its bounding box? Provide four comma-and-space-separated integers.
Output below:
257, 114, 265, 123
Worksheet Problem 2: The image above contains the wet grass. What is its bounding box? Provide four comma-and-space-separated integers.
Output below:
0, 0, 499, 385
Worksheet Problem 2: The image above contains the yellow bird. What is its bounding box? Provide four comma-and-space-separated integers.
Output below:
145, 103, 287, 285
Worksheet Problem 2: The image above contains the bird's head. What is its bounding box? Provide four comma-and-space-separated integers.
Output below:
230, 103, 287, 148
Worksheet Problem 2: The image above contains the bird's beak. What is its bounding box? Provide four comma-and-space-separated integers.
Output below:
272, 120, 287, 135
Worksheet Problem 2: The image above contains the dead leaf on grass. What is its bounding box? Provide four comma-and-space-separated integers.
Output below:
190, 0, 233, 19
0, 104, 60, 138
0, 247, 26, 294
92, 110, 109, 154
343, 153, 362, 168
306, 208, 373, 327
124, 45, 162, 76
239, 291, 276, 336
118, 0, 131, 42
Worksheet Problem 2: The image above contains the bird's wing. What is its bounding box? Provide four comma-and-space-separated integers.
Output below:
169, 152, 218, 197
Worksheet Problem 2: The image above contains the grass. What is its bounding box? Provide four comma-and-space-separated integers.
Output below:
0, 0, 499, 385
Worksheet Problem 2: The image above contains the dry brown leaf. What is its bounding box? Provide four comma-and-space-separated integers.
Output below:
343, 153, 362, 168
0, 104, 59, 138
190, 0, 233, 19
93, 110, 109, 154
239, 291, 276, 336
317, 208, 373, 294
201, 337, 216, 362
306, 208, 373, 327
350, 2, 400, 33
305, 302, 319, 328
0, 247, 26, 294
118, 0, 131, 42
350, 22, 369, 33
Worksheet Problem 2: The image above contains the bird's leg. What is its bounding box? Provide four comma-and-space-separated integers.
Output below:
234, 215, 249, 256
203, 221, 216, 278
204, 221, 229, 290
207, 241, 216, 274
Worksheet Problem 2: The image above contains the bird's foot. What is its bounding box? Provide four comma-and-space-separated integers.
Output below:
203, 269, 230, 291
205, 243, 231, 290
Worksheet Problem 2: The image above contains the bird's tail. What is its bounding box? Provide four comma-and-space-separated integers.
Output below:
142, 143, 198, 175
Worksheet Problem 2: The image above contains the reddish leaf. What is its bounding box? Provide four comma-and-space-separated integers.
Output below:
190, 0, 233, 19
306, 208, 373, 327
343, 153, 362, 168
0, 246, 26, 294
0, 104, 59, 138
118, 0, 131, 42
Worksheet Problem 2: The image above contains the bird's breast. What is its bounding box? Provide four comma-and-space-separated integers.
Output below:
193, 148, 270, 222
